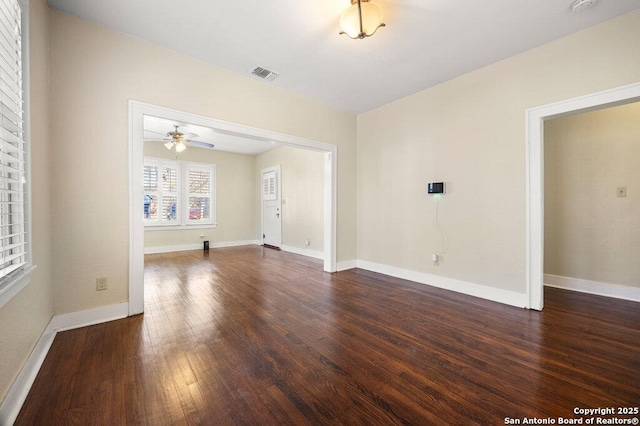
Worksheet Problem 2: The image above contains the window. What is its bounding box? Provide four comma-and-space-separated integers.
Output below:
262, 170, 277, 201
143, 158, 215, 227
143, 161, 179, 224
187, 165, 212, 222
0, 0, 32, 308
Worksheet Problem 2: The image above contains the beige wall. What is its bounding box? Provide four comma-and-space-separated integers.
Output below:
544, 102, 640, 287
143, 142, 256, 248
50, 10, 357, 314
0, 0, 53, 402
256, 146, 325, 252
357, 11, 640, 294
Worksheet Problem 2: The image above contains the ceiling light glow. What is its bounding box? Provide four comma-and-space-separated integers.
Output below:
339, 0, 385, 40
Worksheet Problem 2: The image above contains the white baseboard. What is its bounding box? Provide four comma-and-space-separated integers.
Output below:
0, 329, 55, 426
0, 302, 129, 425
280, 245, 324, 260
46, 302, 129, 333
544, 274, 640, 302
144, 243, 201, 254
337, 260, 357, 271
144, 240, 260, 254
356, 260, 528, 308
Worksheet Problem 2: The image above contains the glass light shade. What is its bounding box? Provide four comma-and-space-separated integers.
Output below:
175, 141, 186, 153
340, 0, 384, 39
164, 141, 174, 150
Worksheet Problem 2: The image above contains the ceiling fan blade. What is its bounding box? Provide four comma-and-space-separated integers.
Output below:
143, 138, 172, 142
186, 140, 215, 149
144, 129, 167, 136
181, 132, 199, 139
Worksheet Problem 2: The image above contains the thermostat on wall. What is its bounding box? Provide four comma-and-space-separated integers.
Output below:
428, 182, 445, 194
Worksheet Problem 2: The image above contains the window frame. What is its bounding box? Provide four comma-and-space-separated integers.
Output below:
0, 0, 36, 310
143, 157, 216, 229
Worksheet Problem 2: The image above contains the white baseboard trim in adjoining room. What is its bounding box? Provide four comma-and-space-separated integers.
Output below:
356, 260, 528, 308
144, 240, 260, 254
337, 260, 357, 271
280, 245, 324, 260
544, 274, 640, 302
0, 302, 130, 425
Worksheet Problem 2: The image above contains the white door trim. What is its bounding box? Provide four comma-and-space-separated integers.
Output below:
129, 101, 338, 316
525, 82, 640, 311
261, 165, 282, 247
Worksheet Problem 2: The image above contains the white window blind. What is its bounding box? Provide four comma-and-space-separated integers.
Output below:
0, 0, 27, 282
144, 158, 214, 227
143, 160, 180, 225
143, 164, 158, 221
160, 165, 179, 222
187, 165, 212, 223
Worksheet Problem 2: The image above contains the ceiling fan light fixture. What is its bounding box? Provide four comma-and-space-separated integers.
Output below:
340, 0, 385, 40
175, 140, 187, 153
146, 124, 214, 152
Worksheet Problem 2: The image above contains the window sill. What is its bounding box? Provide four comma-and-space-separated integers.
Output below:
0, 265, 37, 309
144, 223, 218, 231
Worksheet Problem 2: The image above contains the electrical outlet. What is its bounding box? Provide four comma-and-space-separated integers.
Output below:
305, 239, 311, 247
432, 253, 439, 266
96, 277, 108, 291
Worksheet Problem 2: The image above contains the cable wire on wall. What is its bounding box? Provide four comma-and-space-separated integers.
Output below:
435, 196, 447, 256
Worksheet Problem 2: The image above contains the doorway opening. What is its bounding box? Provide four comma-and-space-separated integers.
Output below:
525, 82, 640, 310
129, 101, 338, 316
543, 102, 640, 302
261, 165, 282, 249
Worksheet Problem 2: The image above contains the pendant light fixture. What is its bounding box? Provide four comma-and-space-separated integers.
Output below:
339, 0, 385, 39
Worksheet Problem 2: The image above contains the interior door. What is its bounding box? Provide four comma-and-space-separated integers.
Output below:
262, 167, 281, 247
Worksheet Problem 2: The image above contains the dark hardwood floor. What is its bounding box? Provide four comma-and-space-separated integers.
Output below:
16, 246, 640, 425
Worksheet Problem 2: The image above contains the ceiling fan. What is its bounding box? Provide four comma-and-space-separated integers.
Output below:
144, 125, 215, 152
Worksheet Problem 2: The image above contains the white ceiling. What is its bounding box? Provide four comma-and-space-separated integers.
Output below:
48, 0, 640, 114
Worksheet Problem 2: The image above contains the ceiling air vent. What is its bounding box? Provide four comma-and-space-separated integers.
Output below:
251, 66, 279, 81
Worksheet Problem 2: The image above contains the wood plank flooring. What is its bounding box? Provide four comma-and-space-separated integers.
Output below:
16, 246, 640, 425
